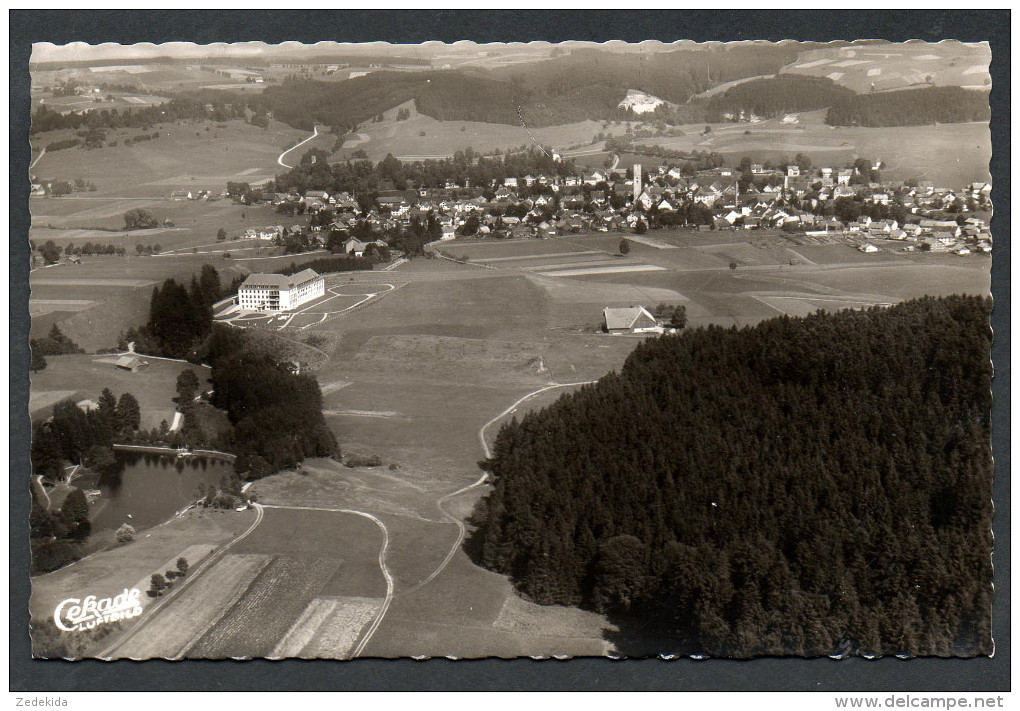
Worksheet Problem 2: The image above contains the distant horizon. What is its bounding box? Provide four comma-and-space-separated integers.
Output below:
30, 38, 988, 66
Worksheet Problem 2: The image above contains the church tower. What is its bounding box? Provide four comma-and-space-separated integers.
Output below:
633, 163, 643, 203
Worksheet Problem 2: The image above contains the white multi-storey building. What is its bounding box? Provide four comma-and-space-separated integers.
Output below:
237, 269, 325, 312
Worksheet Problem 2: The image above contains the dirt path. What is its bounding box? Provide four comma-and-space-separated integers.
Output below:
30, 147, 46, 170
278, 126, 321, 169
257, 503, 393, 658
477, 381, 598, 459
399, 472, 489, 596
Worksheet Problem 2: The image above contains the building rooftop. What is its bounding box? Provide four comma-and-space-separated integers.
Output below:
241, 269, 321, 290
603, 306, 657, 331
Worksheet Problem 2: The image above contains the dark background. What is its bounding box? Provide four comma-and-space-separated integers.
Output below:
9, 10, 1011, 692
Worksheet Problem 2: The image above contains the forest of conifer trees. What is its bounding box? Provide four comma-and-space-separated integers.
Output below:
477, 295, 993, 658
825, 87, 990, 127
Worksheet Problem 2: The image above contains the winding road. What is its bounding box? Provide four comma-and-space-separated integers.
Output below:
326, 379, 599, 652
257, 503, 395, 659
277, 126, 321, 169
398, 381, 598, 600
477, 381, 598, 459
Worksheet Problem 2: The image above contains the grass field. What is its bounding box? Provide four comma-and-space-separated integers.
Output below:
32, 229, 991, 658
612, 110, 991, 189
271, 596, 383, 659
35, 92, 168, 115
27, 245, 333, 351
30, 200, 305, 252
334, 101, 603, 162
32, 64, 249, 95
30, 119, 306, 199
184, 553, 345, 658
779, 41, 991, 93
101, 506, 389, 659
29, 353, 209, 429
114, 553, 272, 659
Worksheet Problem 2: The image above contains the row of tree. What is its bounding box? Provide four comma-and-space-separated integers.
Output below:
276, 255, 373, 276
61, 242, 128, 258
271, 146, 579, 199
476, 295, 993, 658
29, 93, 247, 134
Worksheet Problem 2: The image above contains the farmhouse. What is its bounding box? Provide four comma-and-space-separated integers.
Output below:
114, 355, 149, 373
603, 306, 663, 335
237, 269, 325, 312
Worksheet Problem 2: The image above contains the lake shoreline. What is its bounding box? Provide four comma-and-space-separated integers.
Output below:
111, 443, 236, 463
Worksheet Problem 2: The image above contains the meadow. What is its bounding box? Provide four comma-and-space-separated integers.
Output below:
36, 92, 168, 115
97, 506, 388, 659
30, 119, 306, 199
30, 198, 301, 245
293, 242, 986, 655
609, 110, 991, 188
31, 64, 249, 95
335, 101, 604, 162
28, 244, 332, 352
778, 41, 991, 93
29, 353, 209, 429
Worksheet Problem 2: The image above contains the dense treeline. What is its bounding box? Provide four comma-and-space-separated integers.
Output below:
276, 256, 372, 276
253, 74, 425, 132
701, 75, 854, 121
248, 45, 803, 130
30, 92, 247, 134
203, 326, 339, 478
424, 45, 802, 126
120, 265, 221, 359
478, 295, 993, 657
825, 87, 990, 127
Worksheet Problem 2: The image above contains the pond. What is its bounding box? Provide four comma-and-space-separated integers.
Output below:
85, 451, 236, 535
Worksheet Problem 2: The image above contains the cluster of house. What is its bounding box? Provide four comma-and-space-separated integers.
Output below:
237, 160, 991, 254
169, 189, 215, 201
855, 216, 992, 256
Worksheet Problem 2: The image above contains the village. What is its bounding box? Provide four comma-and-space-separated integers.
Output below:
223, 156, 993, 259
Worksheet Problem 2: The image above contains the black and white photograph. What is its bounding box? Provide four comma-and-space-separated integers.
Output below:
19, 31, 998, 668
